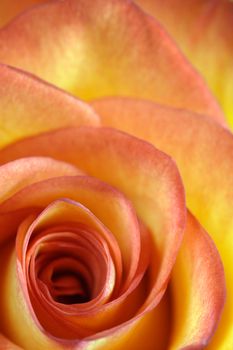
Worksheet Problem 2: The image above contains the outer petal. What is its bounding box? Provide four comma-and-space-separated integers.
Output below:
0, 64, 99, 148
169, 212, 225, 349
135, 0, 233, 128
0, 0, 47, 28
0, 0, 224, 121
91, 97, 233, 349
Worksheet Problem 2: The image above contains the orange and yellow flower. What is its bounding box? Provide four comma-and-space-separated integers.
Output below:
0, 1, 232, 349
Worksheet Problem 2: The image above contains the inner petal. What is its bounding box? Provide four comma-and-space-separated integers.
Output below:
15, 199, 123, 338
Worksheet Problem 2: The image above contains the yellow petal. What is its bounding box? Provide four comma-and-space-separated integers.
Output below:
169, 212, 225, 349
0, 64, 99, 148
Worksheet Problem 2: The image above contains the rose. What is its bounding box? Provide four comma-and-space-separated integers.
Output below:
0, 0, 231, 349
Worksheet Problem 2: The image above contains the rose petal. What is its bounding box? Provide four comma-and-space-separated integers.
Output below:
0, 156, 83, 245
0, 0, 47, 27
134, 0, 233, 128
0, 156, 83, 204
83, 293, 170, 350
169, 212, 225, 349
0, 0, 223, 120
0, 240, 69, 350
91, 97, 233, 349
0, 64, 99, 148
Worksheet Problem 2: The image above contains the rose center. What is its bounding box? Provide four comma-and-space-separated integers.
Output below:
50, 268, 91, 304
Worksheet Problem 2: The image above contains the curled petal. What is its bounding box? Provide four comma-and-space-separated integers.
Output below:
0, 0, 223, 120
0, 156, 83, 244
169, 212, 225, 349
0, 64, 99, 148
83, 294, 170, 350
0, 156, 82, 204
0, 240, 68, 349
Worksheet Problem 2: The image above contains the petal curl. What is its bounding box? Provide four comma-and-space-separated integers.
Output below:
0, 240, 68, 350
91, 97, 233, 349
0, 156, 82, 244
83, 294, 170, 350
169, 212, 225, 349
0, 156, 82, 203
0, 64, 99, 148
135, 0, 233, 128
0, 0, 223, 121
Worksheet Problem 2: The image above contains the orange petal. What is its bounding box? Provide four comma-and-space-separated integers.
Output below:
0, 239, 71, 350
83, 293, 170, 350
0, 156, 83, 244
0, 0, 223, 121
91, 97, 233, 349
169, 212, 225, 349
0, 64, 99, 148
0, 156, 82, 204
0, 0, 47, 28
134, 0, 233, 128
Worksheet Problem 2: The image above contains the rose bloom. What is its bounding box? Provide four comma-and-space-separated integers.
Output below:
0, 0, 232, 349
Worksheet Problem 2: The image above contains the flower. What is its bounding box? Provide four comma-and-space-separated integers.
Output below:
0, 0, 232, 349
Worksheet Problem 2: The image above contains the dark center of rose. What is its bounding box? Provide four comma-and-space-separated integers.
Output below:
50, 268, 91, 304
